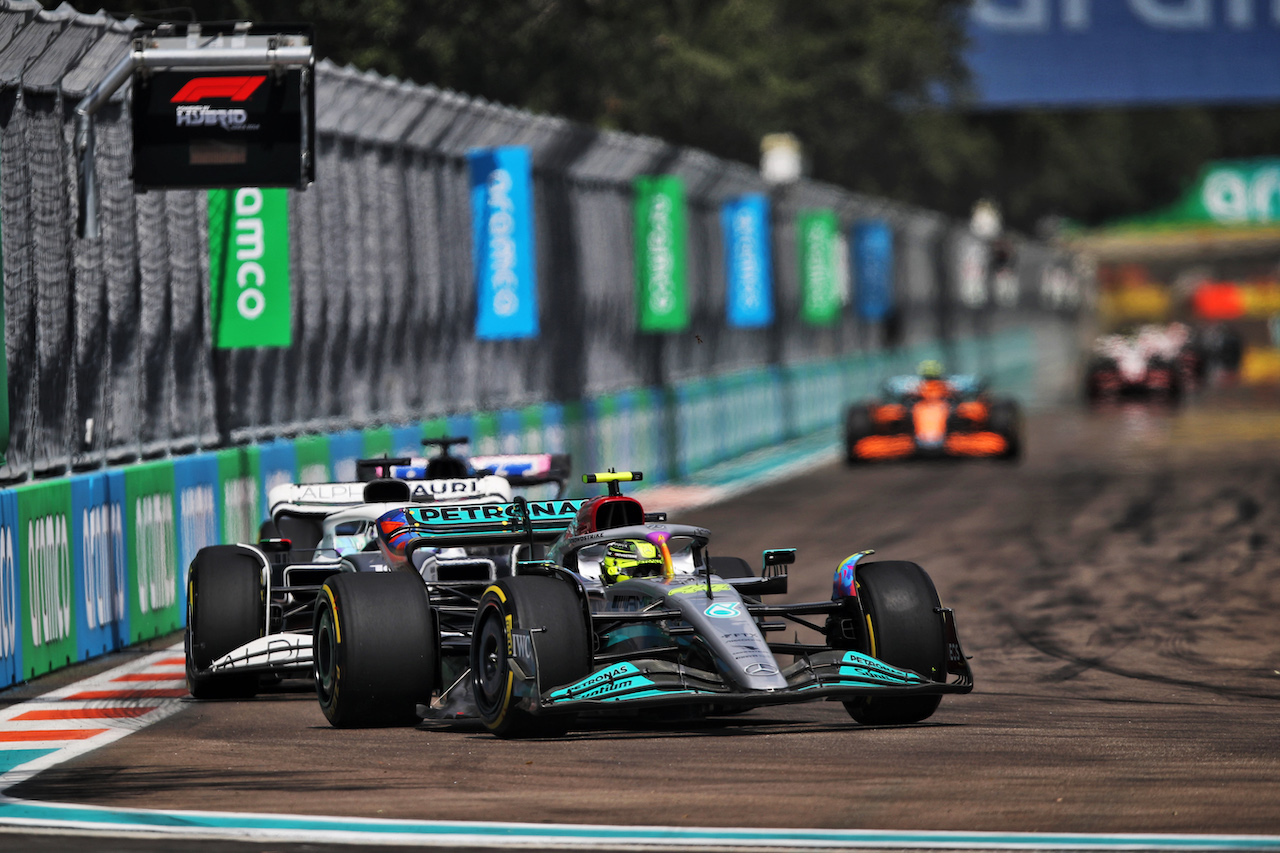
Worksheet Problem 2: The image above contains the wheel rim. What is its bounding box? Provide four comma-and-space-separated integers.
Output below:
472, 605, 509, 719
315, 606, 338, 705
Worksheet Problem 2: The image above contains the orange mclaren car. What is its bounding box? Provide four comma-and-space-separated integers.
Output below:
844, 372, 1022, 464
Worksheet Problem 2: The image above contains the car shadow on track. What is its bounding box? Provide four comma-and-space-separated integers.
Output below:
425, 716, 958, 742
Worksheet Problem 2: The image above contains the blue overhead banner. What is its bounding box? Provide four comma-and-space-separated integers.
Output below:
721, 194, 774, 328
468, 146, 539, 340
967, 0, 1280, 107
853, 221, 894, 322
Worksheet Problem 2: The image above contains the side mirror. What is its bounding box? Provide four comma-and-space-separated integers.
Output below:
761, 548, 796, 577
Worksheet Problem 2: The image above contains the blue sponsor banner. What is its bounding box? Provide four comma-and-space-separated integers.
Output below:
721, 194, 774, 328
0, 488, 21, 688
391, 425, 424, 457
328, 430, 363, 482
173, 455, 221, 618
71, 472, 129, 661
469, 146, 539, 340
540, 404, 566, 455
446, 415, 475, 446
967, 1, 1280, 107
497, 409, 523, 453
256, 440, 297, 521
853, 221, 894, 322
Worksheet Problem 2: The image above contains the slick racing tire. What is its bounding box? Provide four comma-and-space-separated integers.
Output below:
843, 404, 874, 465
842, 561, 948, 726
988, 399, 1022, 462
471, 576, 591, 739
186, 545, 264, 700
313, 572, 437, 728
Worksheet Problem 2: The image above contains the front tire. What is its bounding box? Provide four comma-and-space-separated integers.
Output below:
471, 576, 591, 738
313, 572, 437, 728
186, 545, 264, 700
842, 561, 948, 726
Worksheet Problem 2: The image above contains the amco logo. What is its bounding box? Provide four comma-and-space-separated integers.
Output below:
136, 494, 176, 614
803, 220, 834, 307
232, 188, 269, 322
0, 525, 17, 660
732, 206, 763, 310
83, 503, 126, 631
28, 514, 72, 647
486, 168, 521, 318
646, 194, 677, 313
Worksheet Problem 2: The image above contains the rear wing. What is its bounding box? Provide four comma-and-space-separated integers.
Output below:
357, 453, 572, 497
377, 497, 588, 552
470, 453, 571, 490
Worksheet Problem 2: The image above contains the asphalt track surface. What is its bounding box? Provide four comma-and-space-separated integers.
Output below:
4, 386, 1280, 850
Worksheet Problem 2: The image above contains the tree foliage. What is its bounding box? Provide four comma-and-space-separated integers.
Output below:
83, 0, 1280, 232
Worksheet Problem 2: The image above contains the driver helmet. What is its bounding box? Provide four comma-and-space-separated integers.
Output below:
601, 539, 664, 585
917, 359, 945, 380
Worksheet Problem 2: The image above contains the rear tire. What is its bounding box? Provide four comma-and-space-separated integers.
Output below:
988, 399, 1022, 462
844, 405, 874, 465
186, 545, 264, 700
313, 572, 437, 728
472, 576, 591, 738
842, 561, 947, 726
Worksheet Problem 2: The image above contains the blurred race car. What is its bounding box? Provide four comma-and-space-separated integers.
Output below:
844, 362, 1021, 463
257, 437, 571, 545
1085, 324, 1189, 402
184, 437, 571, 699
310, 470, 974, 736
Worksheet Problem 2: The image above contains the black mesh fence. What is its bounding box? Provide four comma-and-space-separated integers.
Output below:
0, 1, 1087, 482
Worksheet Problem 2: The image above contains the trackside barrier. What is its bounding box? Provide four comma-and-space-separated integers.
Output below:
0, 327, 1036, 690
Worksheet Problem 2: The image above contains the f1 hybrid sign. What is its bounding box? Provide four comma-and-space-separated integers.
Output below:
129, 24, 314, 190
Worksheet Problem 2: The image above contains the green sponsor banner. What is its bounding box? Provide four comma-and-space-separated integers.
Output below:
208, 187, 292, 348
361, 427, 393, 459
519, 404, 542, 453
123, 461, 181, 643
473, 413, 500, 455
17, 480, 75, 679
634, 175, 690, 332
294, 435, 331, 484
216, 448, 257, 545
423, 418, 449, 442
798, 210, 841, 326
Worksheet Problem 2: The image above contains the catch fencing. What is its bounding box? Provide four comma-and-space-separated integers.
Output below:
0, 1, 1085, 483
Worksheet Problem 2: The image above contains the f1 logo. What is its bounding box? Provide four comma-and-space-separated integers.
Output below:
170, 76, 266, 103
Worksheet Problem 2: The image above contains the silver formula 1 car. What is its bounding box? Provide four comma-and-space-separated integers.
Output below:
183, 439, 571, 699
311, 471, 973, 736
